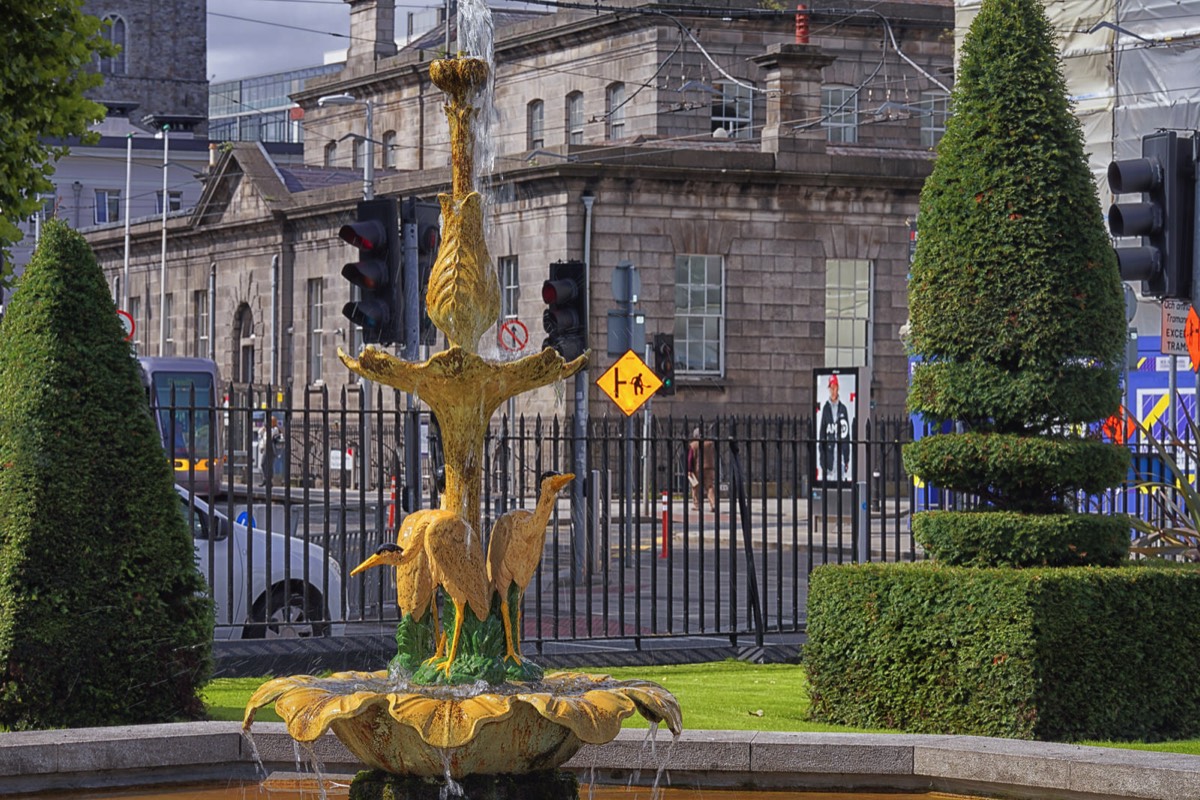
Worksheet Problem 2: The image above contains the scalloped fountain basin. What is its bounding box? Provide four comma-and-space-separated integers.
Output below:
244, 670, 682, 779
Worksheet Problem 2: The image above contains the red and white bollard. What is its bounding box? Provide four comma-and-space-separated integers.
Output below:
387, 476, 397, 531
660, 490, 669, 559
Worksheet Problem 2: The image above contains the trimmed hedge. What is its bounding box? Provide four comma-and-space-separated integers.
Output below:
903, 432, 1129, 506
805, 562, 1200, 741
912, 510, 1130, 567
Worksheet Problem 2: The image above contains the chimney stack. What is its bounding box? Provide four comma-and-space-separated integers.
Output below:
345, 0, 398, 64
751, 43, 835, 166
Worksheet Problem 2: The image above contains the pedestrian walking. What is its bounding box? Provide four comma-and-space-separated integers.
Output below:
687, 427, 718, 512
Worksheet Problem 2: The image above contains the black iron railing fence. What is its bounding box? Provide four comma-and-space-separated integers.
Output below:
163, 385, 1185, 648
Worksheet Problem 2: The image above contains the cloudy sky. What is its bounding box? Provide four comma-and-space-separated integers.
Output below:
207, 0, 353, 83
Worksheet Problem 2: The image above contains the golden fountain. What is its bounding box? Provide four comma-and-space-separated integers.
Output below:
242, 56, 681, 800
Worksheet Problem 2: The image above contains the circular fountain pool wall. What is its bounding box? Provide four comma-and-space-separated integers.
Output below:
0, 724, 1198, 800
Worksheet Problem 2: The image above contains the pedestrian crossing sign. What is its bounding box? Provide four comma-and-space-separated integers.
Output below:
597, 350, 662, 416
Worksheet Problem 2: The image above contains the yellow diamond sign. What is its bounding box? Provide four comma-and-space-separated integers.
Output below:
597, 350, 662, 416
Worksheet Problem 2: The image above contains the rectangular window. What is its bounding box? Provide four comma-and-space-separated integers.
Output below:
129, 296, 143, 351
156, 190, 183, 214
163, 293, 175, 356
824, 259, 872, 367
528, 101, 544, 150
193, 290, 209, 357
567, 93, 584, 144
383, 131, 397, 168
918, 91, 950, 149
307, 278, 324, 384
498, 256, 519, 320
94, 189, 121, 224
607, 84, 626, 140
352, 138, 364, 170
712, 81, 754, 139
822, 86, 858, 144
673, 255, 724, 376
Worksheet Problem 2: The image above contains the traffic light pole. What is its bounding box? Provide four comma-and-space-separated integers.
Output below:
623, 291, 636, 561
572, 194, 594, 581
402, 216, 421, 513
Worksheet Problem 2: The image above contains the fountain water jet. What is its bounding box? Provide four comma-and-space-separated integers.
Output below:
242, 39, 681, 800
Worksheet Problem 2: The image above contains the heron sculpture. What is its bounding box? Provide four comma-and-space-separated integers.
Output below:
350, 511, 440, 655
352, 508, 490, 675
485, 472, 575, 662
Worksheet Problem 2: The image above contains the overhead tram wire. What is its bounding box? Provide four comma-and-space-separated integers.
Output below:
199, 0, 950, 184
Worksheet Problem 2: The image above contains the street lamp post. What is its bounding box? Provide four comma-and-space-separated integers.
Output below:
317, 93, 375, 201
123, 132, 134, 312
158, 124, 170, 357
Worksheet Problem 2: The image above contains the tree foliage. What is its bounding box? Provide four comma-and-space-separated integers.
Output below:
0, 220, 212, 730
904, 0, 1127, 533
0, 2, 114, 264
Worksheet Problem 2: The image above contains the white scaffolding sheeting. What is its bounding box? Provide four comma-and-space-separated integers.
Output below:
954, 0, 1200, 207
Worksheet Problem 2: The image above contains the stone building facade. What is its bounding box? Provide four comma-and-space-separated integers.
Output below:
83, 0, 208, 131
85, 0, 954, 424
8, 2, 212, 282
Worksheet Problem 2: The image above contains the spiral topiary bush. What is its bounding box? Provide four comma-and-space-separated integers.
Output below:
904, 0, 1128, 558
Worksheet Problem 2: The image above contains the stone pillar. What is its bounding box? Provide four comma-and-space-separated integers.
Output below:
751, 43, 836, 165
345, 0, 398, 64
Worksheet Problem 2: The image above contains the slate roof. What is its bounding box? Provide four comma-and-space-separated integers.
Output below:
275, 165, 368, 194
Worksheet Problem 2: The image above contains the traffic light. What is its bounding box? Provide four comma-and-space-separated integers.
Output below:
402, 197, 442, 346
542, 260, 587, 360
1107, 131, 1195, 299
340, 197, 401, 345
653, 332, 676, 395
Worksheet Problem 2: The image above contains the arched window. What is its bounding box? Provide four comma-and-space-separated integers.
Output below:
99, 15, 126, 75
382, 130, 397, 168
527, 100, 544, 150
565, 92, 584, 144
606, 83, 626, 140
324, 141, 337, 167
233, 304, 255, 385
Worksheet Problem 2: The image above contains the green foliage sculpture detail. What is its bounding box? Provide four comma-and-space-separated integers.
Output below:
0, 3, 115, 265
0, 221, 213, 730
904, 0, 1128, 562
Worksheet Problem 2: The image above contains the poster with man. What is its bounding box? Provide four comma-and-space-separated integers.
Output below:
814, 368, 858, 486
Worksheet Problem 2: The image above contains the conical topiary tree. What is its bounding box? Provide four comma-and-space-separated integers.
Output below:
903, 0, 1130, 565
0, 220, 212, 729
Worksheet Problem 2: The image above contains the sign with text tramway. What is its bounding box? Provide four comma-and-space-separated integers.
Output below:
1161, 298, 1190, 356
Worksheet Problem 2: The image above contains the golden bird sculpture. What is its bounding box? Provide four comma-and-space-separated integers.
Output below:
485, 472, 575, 663
350, 511, 441, 656
352, 508, 490, 675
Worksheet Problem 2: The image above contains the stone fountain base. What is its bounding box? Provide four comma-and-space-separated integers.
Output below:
350, 768, 579, 800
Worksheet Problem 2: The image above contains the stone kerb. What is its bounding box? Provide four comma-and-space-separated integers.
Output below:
1, 724, 1199, 799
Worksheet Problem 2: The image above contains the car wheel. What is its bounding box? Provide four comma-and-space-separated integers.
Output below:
244, 584, 327, 639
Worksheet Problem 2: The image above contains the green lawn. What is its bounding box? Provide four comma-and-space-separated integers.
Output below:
207, 660, 1200, 755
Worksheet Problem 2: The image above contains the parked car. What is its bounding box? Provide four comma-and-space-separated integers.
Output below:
177, 486, 345, 639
